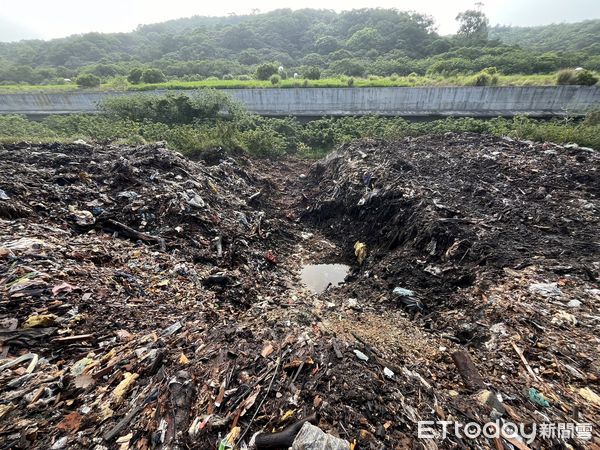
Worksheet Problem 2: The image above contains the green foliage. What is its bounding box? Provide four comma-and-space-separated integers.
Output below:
99, 91, 244, 125
490, 20, 600, 53
76, 73, 101, 88
0, 10, 598, 88
2, 107, 599, 158
583, 109, 600, 126
468, 68, 499, 86
346, 27, 382, 50
575, 70, 599, 86
556, 69, 577, 85
269, 74, 281, 85
256, 63, 278, 81
456, 9, 489, 43
141, 68, 166, 84
303, 66, 321, 80
557, 68, 598, 85
127, 68, 143, 84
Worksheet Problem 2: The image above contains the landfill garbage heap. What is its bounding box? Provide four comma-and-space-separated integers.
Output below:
0, 133, 599, 449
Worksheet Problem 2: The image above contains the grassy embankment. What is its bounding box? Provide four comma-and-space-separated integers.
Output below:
0, 74, 562, 94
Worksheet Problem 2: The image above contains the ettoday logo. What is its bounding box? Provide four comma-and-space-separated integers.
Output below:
418, 420, 592, 443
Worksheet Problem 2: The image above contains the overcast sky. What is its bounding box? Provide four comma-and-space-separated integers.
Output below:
1, 0, 599, 42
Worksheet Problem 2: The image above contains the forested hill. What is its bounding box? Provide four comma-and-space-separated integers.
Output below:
491, 20, 600, 53
0, 9, 598, 85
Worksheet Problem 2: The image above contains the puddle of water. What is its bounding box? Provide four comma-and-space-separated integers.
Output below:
300, 263, 350, 294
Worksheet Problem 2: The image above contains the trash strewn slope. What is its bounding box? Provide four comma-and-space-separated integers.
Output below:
1, 135, 599, 449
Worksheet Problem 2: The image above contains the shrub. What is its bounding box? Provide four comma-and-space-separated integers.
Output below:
584, 109, 600, 126
347, 77, 355, 87
100, 91, 245, 125
238, 75, 252, 81
256, 63, 278, 81
127, 68, 143, 84
76, 73, 101, 88
270, 74, 281, 85
557, 69, 598, 86
222, 74, 234, 80
303, 66, 321, 80
108, 76, 129, 91
468, 68, 499, 86
556, 69, 577, 85
575, 70, 598, 86
240, 128, 287, 157
141, 68, 166, 84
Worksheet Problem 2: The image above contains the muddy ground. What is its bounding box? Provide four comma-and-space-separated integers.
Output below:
0, 134, 599, 450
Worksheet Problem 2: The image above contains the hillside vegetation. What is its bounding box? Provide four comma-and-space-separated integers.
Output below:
490, 20, 600, 53
0, 9, 598, 88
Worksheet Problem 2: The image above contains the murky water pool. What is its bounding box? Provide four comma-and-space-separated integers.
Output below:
300, 263, 350, 294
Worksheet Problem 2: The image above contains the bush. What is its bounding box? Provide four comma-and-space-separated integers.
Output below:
303, 66, 321, 80
238, 74, 252, 81
100, 91, 245, 125
76, 73, 101, 88
256, 63, 278, 81
556, 69, 577, 85
141, 68, 166, 84
240, 128, 287, 157
575, 70, 598, 86
270, 74, 281, 85
127, 68, 143, 84
584, 109, 600, 126
557, 69, 598, 86
222, 74, 234, 80
468, 68, 499, 86
347, 77, 355, 87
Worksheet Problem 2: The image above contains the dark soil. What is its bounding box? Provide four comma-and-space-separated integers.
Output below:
0, 134, 599, 449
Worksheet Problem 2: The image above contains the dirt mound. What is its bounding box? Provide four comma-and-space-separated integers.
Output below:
1, 136, 599, 449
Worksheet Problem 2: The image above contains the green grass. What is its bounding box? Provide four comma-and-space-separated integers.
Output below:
0, 73, 568, 94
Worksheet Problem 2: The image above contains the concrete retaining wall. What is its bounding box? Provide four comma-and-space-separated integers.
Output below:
0, 86, 598, 117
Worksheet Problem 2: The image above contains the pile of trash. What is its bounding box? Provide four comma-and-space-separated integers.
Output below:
304, 133, 600, 447
1, 135, 599, 449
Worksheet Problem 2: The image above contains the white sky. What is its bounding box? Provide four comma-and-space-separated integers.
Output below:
1, 0, 599, 41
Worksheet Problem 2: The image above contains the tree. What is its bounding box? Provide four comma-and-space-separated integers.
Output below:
330, 58, 366, 77
303, 66, 321, 80
255, 63, 278, 80
346, 27, 382, 51
315, 36, 340, 54
127, 68, 143, 84
456, 7, 489, 44
76, 73, 101, 88
141, 68, 166, 84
